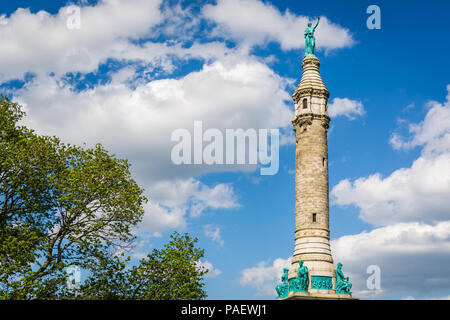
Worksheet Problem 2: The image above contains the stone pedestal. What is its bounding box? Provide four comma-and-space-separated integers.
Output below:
280, 292, 356, 300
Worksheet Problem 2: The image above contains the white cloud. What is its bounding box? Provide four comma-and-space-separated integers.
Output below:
137, 178, 239, 235
332, 221, 450, 298
4, 0, 358, 241
9, 3, 294, 237
331, 153, 450, 226
157, 2, 201, 40
331, 87, 450, 226
138, 201, 187, 237
149, 179, 238, 213
240, 223, 450, 299
204, 224, 224, 247
390, 85, 450, 156
196, 260, 222, 278
402, 294, 450, 300
109, 40, 233, 77
0, 0, 164, 80
16, 53, 293, 182
0, 0, 357, 81
328, 97, 365, 120
203, 0, 354, 51
330, 87, 450, 299
402, 102, 416, 112
239, 257, 290, 297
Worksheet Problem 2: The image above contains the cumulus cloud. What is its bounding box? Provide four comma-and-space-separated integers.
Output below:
16, 53, 294, 182
8, 1, 295, 238
330, 86, 450, 299
328, 97, 365, 120
3, 0, 357, 241
240, 223, 450, 299
390, 85, 450, 156
402, 294, 450, 300
239, 257, 290, 297
332, 221, 450, 298
136, 178, 239, 235
196, 260, 222, 278
203, 0, 355, 51
0, 0, 164, 80
0, 0, 239, 82
331, 87, 450, 226
138, 201, 186, 237
0, 0, 356, 81
150, 179, 238, 215
331, 154, 450, 226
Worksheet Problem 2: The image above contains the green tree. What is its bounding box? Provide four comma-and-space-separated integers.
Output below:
0, 95, 64, 298
78, 232, 207, 300
0, 95, 207, 300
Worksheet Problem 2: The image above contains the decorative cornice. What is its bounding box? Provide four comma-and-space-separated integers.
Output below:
292, 88, 330, 104
292, 55, 330, 104
292, 113, 330, 131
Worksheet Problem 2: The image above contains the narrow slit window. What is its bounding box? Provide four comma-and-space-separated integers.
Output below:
312, 213, 317, 222
303, 98, 308, 109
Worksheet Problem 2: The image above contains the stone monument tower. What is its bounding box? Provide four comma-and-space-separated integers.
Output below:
275, 17, 354, 300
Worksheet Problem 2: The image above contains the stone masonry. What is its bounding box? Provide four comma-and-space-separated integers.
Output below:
284, 55, 354, 300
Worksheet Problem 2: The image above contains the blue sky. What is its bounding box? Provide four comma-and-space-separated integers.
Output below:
1, 0, 450, 300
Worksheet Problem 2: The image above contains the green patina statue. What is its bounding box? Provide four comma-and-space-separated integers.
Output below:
275, 268, 289, 298
289, 260, 309, 292
335, 262, 352, 294
297, 260, 309, 290
304, 16, 320, 56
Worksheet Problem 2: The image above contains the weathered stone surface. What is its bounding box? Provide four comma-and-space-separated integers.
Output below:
286, 55, 354, 300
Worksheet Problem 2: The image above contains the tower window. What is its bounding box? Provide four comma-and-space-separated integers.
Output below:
325, 102, 328, 112
312, 213, 317, 222
302, 98, 308, 109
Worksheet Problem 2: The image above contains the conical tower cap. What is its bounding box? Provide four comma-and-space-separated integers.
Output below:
292, 55, 329, 104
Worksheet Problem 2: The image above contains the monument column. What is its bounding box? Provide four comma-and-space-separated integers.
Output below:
290, 54, 335, 294
275, 16, 355, 300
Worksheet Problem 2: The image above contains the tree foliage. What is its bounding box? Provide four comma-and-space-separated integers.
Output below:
78, 232, 207, 300
0, 95, 207, 299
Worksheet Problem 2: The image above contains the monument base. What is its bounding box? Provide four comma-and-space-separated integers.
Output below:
278, 292, 357, 300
